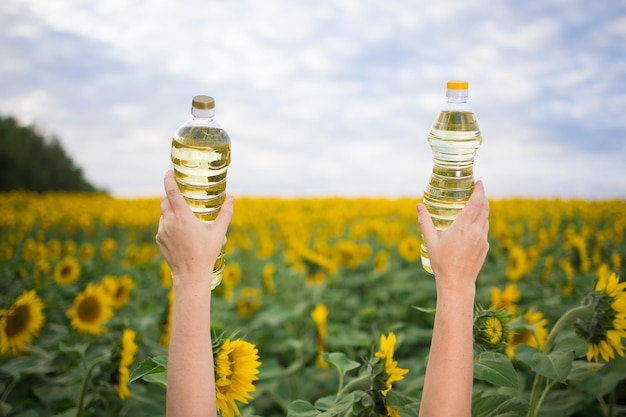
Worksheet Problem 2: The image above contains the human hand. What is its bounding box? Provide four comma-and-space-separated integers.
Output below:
155, 170, 234, 290
417, 180, 490, 293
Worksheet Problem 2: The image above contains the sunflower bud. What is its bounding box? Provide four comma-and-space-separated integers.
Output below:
474, 306, 511, 351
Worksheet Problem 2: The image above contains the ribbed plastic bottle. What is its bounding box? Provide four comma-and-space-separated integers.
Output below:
171, 95, 231, 289
421, 81, 482, 273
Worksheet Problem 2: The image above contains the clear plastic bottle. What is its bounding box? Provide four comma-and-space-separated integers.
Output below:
171, 95, 231, 288
421, 81, 482, 273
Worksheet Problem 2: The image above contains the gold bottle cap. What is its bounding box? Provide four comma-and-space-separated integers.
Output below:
192, 95, 215, 110
446, 80, 468, 90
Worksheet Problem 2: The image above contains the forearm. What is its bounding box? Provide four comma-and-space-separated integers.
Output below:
419, 286, 475, 417
166, 278, 216, 417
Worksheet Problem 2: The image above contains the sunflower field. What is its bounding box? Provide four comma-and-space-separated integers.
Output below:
1, 191, 625, 417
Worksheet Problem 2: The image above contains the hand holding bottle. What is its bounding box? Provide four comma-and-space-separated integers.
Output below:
417, 180, 489, 292
156, 169, 234, 293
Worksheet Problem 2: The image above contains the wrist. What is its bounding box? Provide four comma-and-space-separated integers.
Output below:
435, 284, 476, 310
172, 272, 214, 298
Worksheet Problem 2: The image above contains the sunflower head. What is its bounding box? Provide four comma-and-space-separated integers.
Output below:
506, 244, 527, 281
102, 274, 135, 310
262, 263, 276, 294
213, 334, 261, 417
374, 332, 409, 396
0, 290, 46, 355
66, 283, 114, 336
236, 287, 262, 318
117, 328, 138, 400
373, 250, 390, 273
398, 235, 421, 263
311, 304, 329, 368
474, 306, 511, 351
53, 256, 81, 286
347, 333, 409, 416
574, 270, 626, 362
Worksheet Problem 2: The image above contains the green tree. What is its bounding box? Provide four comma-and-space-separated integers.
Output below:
0, 115, 102, 192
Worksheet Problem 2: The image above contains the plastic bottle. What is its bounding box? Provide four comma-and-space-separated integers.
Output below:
171, 95, 231, 288
421, 81, 482, 273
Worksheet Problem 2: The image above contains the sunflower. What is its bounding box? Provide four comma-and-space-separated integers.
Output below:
63, 240, 76, 256
541, 255, 554, 281
117, 328, 138, 399
373, 250, 389, 273
66, 283, 113, 336
160, 288, 174, 347
506, 308, 549, 358
262, 263, 275, 294
0, 242, 13, 261
53, 256, 81, 286
387, 405, 401, 417
159, 260, 172, 288
575, 270, 626, 362
311, 304, 328, 368
306, 270, 326, 286
374, 332, 409, 396
79, 242, 95, 264
474, 308, 511, 351
214, 338, 261, 417
217, 262, 242, 301
506, 244, 527, 281
0, 290, 46, 355
489, 283, 520, 313
336, 240, 360, 270
236, 288, 262, 318
101, 237, 117, 261
101, 274, 135, 310
46, 239, 62, 261
398, 235, 421, 263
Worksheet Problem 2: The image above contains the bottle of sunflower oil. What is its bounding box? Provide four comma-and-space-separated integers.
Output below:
171, 95, 231, 289
421, 81, 482, 273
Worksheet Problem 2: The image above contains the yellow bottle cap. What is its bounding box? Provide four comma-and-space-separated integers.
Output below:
446, 80, 468, 90
192, 95, 215, 110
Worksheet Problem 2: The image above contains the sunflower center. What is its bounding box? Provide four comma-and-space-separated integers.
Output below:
486, 317, 503, 344
6, 305, 31, 337
60, 265, 72, 277
78, 297, 101, 323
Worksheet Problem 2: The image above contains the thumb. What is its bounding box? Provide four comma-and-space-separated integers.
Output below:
417, 203, 437, 250
212, 195, 234, 238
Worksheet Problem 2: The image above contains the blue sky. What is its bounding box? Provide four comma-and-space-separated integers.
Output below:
1, 0, 625, 198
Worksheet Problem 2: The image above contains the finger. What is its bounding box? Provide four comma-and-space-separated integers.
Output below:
155, 215, 165, 242
160, 195, 172, 217
163, 170, 190, 215
212, 195, 234, 238
417, 203, 437, 250
459, 180, 488, 223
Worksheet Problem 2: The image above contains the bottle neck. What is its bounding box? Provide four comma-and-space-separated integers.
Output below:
192, 108, 215, 119
446, 96, 467, 104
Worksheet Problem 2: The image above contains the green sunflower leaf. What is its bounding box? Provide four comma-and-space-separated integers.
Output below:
287, 400, 320, 417
472, 394, 528, 417
552, 336, 588, 358
474, 351, 518, 388
514, 345, 573, 383
129, 355, 168, 385
320, 352, 360, 379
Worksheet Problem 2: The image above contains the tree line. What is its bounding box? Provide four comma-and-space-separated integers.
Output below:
0, 115, 102, 192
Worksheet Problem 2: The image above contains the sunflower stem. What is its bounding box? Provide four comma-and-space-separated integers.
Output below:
527, 304, 594, 417
338, 374, 371, 395
542, 304, 594, 354
75, 357, 108, 417
0, 377, 18, 405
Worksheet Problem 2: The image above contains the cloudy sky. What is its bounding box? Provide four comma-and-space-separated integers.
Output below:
1, 0, 625, 198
